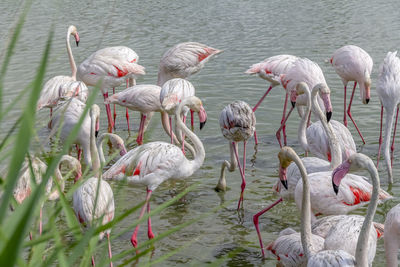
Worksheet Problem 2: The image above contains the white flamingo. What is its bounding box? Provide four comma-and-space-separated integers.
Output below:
296, 82, 356, 162
331, 45, 373, 144
215, 101, 256, 211
49, 98, 127, 167
102, 96, 206, 248
376, 51, 400, 184
245, 55, 298, 145
157, 42, 222, 86
77, 46, 146, 132
13, 155, 81, 236
37, 26, 88, 115
73, 105, 115, 267
384, 204, 400, 267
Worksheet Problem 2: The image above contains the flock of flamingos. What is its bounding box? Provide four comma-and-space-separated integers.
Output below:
12, 24, 400, 266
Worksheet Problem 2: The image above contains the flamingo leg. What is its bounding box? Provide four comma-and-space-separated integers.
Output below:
343, 84, 347, 126
169, 116, 173, 144
190, 110, 194, 131
50, 107, 53, 119
91, 256, 95, 266
391, 106, 399, 167
113, 88, 116, 129
181, 116, 186, 154
253, 197, 283, 257
107, 232, 113, 267
76, 144, 82, 161
253, 85, 273, 112
253, 131, 258, 146
347, 82, 366, 144
377, 105, 384, 168
276, 105, 294, 148
276, 91, 289, 147
103, 92, 114, 133
232, 141, 246, 210
126, 108, 130, 134
147, 189, 155, 240
131, 189, 152, 248
136, 114, 146, 145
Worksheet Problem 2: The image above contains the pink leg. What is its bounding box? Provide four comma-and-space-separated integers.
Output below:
169, 116, 173, 144
232, 142, 246, 210
391, 106, 399, 167
126, 108, 130, 133
276, 91, 289, 147
254, 131, 258, 145
343, 84, 347, 126
91, 256, 95, 266
131, 189, 152, 248
39, 207, 42, 235
190, 110, 194, 131
275, 105, 294, 148
107, 233, 113, 267
76, 144, 82, 161
253, 198, 283, 257
347, 82, 366, 144
49, 108, 53, 128
113, 88, 116, 127
136, 114, 146, 145
377, 105, 384, 168
29, 232, 32, 241
181, 116, 187, 154
253, 85, 273, 112
147, 191, 155, 240
103, 92, 114, 133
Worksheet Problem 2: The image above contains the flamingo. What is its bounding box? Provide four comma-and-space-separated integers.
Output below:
245, 55, 298, 145
102, 96, 207, 248
295, 82, 356, 161
37, 25, 88, 116
49, 98, 127, 167
77, 46, 146, 132
331, 45, 373, 144
13, 155, 81, 236
376, 51, 400, 184
73, 105, 114, 267
215, 101, 256, 211
384, 204, 400, 267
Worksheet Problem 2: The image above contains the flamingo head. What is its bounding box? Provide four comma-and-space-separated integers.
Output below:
60, 155, 82, 184
278, 147, 294, 190
68, 25, 80, 47
332, 153, 372, 194
106, 133, 128, 156
290, 90, 297, 108
186, 97, 207, 130
294, 82, 310, 108
315, 83, 333, 122
361, 77, 371, 104
90, 104, 101, 137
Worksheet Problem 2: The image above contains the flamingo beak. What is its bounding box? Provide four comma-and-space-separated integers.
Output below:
119, 144, 128, 156
95, 119, 100, 138
331, 159, 351, 195
75, 32, 80, 47
320, 92, 333, 122
198, 106, 207, 130
326, 111, 332, 122
290, 90, 297, 108
74, 168, 82, 183
279, 165, 288, 190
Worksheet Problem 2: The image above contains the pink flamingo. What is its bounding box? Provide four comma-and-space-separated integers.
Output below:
376, 51, 400, 184
105, 84, 190, 151
295, 82, 356, 162
77, 46, 145, 132
384, 204, 400, 267
73, 105, 115, 267
245, 55, 298, 145
49, 98, 127, 167
13, 155, 81, 237
215, 101, 256, 211
331, 45, 373, 144
102, 96, 206, 248
37, 25, 88, 116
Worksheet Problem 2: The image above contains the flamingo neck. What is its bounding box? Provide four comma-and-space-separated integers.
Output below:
383, 106, 395, 183
66, 27, 77, 80
96, 133, 112, 165
355, 158, 380, 266
175, 98, 205, 172
311, 86, 342, 168
298, 89, 311, 152
90, 112, 101, 178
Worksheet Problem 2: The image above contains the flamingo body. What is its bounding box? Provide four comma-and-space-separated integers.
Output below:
384, 204, 400, 267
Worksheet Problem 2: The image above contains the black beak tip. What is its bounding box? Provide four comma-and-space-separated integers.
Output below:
333, 182, 339, 195
200, 120, 206, 130
366, 98, 370, 104
95, 130, 99, 138
76, 41, 79, 47
326, 111, 332, 122
291, 101, 296, 108
281, 180, 288, 190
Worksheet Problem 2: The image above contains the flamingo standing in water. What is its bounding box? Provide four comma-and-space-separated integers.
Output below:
376, 51, 400, 184
37, 25, 88, 116
49, 98, 127, 167
73, 105, 115, 267
77, 46, 146, 132
215, 101, 256, 211
102, 96, 207, 248
331, 45, 373, 144
245, 55, 298, 145
384, 204, 400, 267
13, 155, 81, 236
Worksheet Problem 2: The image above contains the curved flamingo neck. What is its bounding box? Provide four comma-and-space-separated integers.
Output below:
175, 98, 205, 172
96, 133, 114, 165
355, 157, 380, 266
311, 86, 342, 168
66, 27, 77, 80
298, 88, 312, 152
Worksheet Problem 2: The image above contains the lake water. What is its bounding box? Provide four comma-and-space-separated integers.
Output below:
1, 0, 400, 265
